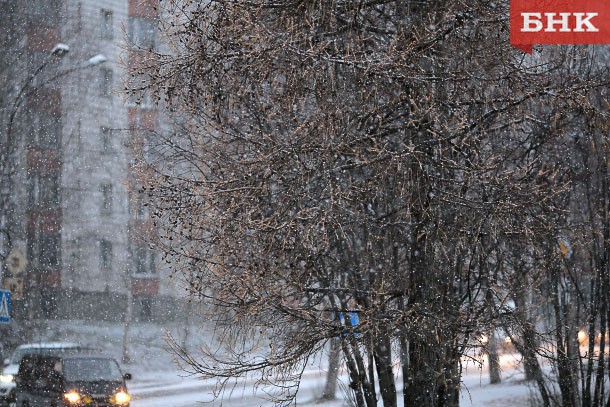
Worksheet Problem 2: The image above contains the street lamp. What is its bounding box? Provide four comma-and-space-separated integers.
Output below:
0, 44, 69, 267
0, 44, 107, 283
50, 43, 70, 57
5, 43, 71, 143
83, 54, 108, 67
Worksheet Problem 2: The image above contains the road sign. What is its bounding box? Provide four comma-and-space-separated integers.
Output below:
0, 290, 10, 324
339, 312, 359, 337
6, 249, 27, 276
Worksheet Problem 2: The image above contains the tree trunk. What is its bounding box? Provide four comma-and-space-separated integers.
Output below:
400, 334, 410, 401
344, 358, 365, 406
488, 334, 501, 384
405, 339, 460, 407
181, 298, 193, 350
509, 326, 550, 406
374, 335, 397, 407
321, 338, 341, 400
554, 277, 580, 407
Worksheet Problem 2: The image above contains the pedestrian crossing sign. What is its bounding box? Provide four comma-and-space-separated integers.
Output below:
0, 290, 10, 324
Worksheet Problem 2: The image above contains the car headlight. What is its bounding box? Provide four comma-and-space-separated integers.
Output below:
0, 374, 14, 383
64, 391, 81, 404
113, 390, 130, 405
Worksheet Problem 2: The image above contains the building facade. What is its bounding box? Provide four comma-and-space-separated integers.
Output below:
0, 0, 179, 322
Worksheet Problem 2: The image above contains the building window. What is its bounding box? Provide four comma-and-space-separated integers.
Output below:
140, 298, 152, 321
126, 88, 153, 109
31, 0, 60, 25
100, 9, 113, 40
100, 68, 113, 97
101, 127, 113, 153
100, 184, 113, 213
28, 175, 40, 208
128, 199, 147, 219
134, 246, 146, 274
69, 238, 82, 277
128, 17, 157, 49
29, 111, 62, 148
40, 234, 60, 269
28, 174, 60, 207
149, 251, 156, 274
40, 174, 60, 207
39, 113, 61, 147
100, 240, 112, 271
134, 245, 156, 274
136, 203, 146, 219
126, 74, 154, 109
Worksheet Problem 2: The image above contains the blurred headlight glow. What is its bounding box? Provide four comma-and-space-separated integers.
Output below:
0, 374, 14, 383
114, 390, 131, 404
578, 330, 587, 343
64, 391, 81, 404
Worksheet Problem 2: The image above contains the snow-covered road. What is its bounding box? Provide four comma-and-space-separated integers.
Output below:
129, 367, 535, 406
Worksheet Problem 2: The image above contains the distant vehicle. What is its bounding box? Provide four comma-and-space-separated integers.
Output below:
0, 343, 82, 406
15, 354, 131, 407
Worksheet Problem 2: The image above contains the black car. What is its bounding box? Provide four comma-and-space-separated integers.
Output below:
15, 354, 131, 407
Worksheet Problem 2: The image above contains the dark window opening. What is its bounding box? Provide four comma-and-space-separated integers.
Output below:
100, 240, 112, 271
28, 111, 62, 148
101, 127, 113, 153
128, 17, 157, 49
100, 9, 113, 40
140, 298, 152, 321
100, 68, 113, 97
40, 234, 60, 269
40, 174, 60, 207
134, 246, 156, 275
100, 184, 113, 213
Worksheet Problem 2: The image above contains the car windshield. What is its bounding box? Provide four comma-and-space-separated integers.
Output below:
10, 347, 80, 365
63, 358, 123, 382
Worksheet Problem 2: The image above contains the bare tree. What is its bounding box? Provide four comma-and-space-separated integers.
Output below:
488, 48, 610, 406
128, 1, 609, 405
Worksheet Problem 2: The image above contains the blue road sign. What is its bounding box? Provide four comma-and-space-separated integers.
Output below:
340, 312, 359, 327
0, 290, 10, 324
338, 312, 359, 337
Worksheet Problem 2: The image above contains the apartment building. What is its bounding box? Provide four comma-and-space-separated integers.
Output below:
0, 0, 179, 321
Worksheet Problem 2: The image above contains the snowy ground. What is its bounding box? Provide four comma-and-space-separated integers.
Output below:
27, 320, 537, 406
126, 366, 536, 407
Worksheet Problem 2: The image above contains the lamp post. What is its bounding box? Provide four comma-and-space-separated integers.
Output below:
0, 44, 107, 291
2, 43, 70, 182
0, 45, 68, 259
